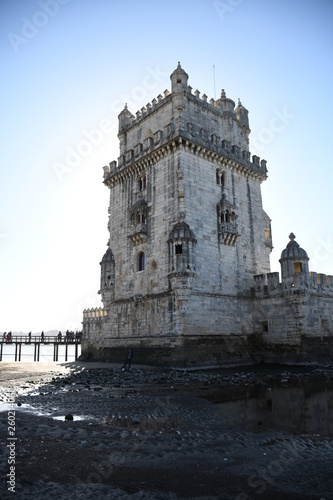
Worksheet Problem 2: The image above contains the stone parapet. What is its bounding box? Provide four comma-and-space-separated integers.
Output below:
253, 272, 333, 298
83, 307, 108, 321
103, 136, 267, 187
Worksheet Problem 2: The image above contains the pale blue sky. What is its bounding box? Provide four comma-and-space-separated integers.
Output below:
1, 0, 333, 332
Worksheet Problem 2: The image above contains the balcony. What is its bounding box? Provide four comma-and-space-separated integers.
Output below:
128, 223, 147, 245
219, 222, 239, 246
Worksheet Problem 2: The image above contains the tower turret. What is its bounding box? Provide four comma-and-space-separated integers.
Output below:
99, 247, 115, 307
217, 89, 236, 116
118, 104, 135, 155
279, 233, 310, 288
170, 62, 189, 93
235, 98, 249, 128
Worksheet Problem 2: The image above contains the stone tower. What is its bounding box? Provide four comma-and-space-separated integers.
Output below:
82, 63, 273, 366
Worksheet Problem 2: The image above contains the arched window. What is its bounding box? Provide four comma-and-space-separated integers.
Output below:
138, 172, 147, 191
221, 172, 225, 188
216, 169, 220, 185
138, 252, 145, 271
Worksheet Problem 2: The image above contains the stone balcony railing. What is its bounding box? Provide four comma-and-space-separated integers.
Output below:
219, 222, 239, 246
128, 223, 148, 245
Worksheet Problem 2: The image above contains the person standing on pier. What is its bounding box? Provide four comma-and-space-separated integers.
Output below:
41, 331, 44, 342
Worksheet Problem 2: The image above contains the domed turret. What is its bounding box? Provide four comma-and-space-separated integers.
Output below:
235, 98, 249, 128
279, 233, 310, 287
99, 247, 115, 305
168, 221, 196, 274
170, 62, 189, 93
118, 103, 134, 133
217, 89, 235, 115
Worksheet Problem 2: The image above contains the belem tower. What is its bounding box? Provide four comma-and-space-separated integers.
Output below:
82, 63, 333, 367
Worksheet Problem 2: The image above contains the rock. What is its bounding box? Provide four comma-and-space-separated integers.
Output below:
65, 414, 74, 421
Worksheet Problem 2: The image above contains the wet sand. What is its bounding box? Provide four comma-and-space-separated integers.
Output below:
1, 361, 333, 499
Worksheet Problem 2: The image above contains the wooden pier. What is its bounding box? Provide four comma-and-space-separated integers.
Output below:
0, 335, 81, 362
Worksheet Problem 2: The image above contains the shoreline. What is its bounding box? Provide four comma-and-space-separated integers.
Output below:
1, 362, 333, 499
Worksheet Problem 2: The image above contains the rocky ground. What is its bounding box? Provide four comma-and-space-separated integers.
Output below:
0, 361, 333, 499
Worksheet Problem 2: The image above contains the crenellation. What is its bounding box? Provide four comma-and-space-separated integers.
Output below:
254, 273, 266, 292
328, 275, 333, 291
252, 155, 260, 166
318, 273, 327, 290
267, 272, 280, 290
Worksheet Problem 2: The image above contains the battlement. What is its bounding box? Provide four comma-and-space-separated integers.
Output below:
119, 83, 249, 133
103, 129, 267, 183
104, 140, 266, 180
83, 307, 107, 321
253, 271, 333, 298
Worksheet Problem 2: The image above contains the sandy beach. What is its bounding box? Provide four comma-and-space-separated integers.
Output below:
1, 361, 333, 499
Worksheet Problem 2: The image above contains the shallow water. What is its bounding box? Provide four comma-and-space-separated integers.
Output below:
0, 342, 80, 362
214, 383, 333, 437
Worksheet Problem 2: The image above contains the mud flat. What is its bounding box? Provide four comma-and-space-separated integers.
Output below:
1, 361, 333, 499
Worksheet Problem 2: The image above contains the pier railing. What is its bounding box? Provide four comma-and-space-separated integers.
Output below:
0, 335, 82, 362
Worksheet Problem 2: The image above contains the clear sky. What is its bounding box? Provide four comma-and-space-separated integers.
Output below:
1, 0, 333, 333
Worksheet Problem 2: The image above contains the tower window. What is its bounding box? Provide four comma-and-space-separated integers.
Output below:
177, 78, 182, 84
138, 252, 145, 271
294, 262, 302, 272
175, 244, 183, 255
138, 173, 146, 191
221, 172, 225, 188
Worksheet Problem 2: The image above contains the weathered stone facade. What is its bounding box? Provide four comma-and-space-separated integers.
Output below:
82, 64, 333, 366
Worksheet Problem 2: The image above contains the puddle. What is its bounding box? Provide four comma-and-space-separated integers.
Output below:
213, 381, 333, 437
52, 415, 96, 421
0, 402, 48, 416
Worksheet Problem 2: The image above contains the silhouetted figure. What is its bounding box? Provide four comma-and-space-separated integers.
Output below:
58, 331, 62, 342
122, 349, 133, 371
41, 331, 44, 342
28, 332, 31, 343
